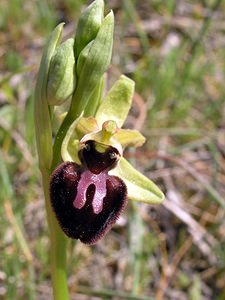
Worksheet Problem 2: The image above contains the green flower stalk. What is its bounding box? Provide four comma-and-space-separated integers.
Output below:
34, 23, 69, 300
34, 0, 164, 299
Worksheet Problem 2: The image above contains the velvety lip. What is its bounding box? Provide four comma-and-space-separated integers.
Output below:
50, 141, 127, 244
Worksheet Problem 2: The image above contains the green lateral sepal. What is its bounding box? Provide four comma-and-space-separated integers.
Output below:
110, 157, 165, 204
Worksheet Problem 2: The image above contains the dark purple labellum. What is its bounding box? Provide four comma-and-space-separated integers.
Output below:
50, 140, 127, 245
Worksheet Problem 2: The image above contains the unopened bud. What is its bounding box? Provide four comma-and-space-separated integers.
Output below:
75, 0, 104, 57
47, 38, 76, 106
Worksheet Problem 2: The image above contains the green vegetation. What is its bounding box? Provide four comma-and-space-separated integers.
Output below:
0, 0, 225, 299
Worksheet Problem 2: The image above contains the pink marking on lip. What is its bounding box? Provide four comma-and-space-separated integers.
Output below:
73, 169, 107, 214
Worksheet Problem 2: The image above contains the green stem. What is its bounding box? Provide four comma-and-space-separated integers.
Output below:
52, 90, 90, 170
41, 168, 69, 300
52, 110, 75, 170
34, 22, 71, 300
49, 83, 98, 299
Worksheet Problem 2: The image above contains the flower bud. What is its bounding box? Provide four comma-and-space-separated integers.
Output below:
34, 23, 64, 170
72, 11, 114, 114
83, 75, 104, 117
75, 0, 104, 57
76, 41, 93, 75
47, 38, 76, 106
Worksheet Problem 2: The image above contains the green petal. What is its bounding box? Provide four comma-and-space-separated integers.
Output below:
95, 75, 134, 127
110, 157, 164, 204
114, 129, 145, 148
75, 117, 99, 139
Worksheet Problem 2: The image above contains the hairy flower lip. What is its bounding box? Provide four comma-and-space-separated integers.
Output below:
50, 140, 127, 244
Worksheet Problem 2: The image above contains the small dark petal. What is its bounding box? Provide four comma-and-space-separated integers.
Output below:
79, 140, 120, 174
50, 162, 127, 245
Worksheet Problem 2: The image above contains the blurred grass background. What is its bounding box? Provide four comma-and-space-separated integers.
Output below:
0, 0, 225, 299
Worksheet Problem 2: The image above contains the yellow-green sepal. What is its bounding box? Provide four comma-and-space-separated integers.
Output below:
95, 75, 134, 127
110, 157, 165, 204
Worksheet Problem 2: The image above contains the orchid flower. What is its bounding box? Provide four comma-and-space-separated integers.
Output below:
50, 75, 164, 244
